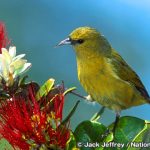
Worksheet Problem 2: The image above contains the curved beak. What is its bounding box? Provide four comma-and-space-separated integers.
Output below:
57, 37, 71, 46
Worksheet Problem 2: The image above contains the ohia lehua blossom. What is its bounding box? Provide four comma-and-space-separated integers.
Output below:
0, 46, 31, 86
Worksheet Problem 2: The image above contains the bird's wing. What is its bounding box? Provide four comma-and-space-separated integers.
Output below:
111, 49, 149, 99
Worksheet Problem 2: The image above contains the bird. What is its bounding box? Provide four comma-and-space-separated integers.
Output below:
57, 26, 150, 133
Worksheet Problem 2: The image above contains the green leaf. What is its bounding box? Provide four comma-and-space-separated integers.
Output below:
106, 116, 145, 150
0, 91, 10, 99
102, 116, 146, 150
73, 116, 150, 150
0, 139, 13, 150
74, 120, 107, 150
126, 120, 150, 150
36, 78, 55, 101
64, 87, 76, 95
66, 132, 77, 150
18, 75, 28, 86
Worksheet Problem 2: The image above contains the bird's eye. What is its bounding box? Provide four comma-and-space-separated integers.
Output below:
77, 39, 84, 44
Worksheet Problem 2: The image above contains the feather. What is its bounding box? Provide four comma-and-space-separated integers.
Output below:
111, 49, 149, 99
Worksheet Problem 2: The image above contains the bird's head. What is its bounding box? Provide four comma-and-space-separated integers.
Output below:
57, 26, 111, 57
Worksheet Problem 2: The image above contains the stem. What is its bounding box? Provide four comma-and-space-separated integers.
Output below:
62, 100, 80, 125
91, 106, 105, 121
69, 91, 86, 100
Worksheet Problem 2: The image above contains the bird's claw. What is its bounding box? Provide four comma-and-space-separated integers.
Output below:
100, 128, 112, 139
85, 95, 95, 102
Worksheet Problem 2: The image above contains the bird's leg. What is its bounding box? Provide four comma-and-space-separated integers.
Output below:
112, 112, 120, 134
100, 111, 120, 139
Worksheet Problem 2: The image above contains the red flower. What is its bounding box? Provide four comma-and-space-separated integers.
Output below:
0, 22, 10, 52
0, 85, 70, 150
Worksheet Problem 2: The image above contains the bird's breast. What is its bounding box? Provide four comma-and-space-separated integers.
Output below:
76, 57, 141, 111
77, 57, 114, 98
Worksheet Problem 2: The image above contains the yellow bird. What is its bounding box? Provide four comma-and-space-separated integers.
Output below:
57, 27, 149, 131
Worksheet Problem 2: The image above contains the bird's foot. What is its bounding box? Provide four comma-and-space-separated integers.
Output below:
100, 128, 115, 141
101, 128, 112, 139
85, 95, 94, 102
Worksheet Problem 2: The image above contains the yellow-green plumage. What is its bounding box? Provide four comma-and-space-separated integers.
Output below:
60, 27, 149, 112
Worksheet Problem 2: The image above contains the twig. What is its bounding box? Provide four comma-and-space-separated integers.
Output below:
91, 106, 105, 121
62, 100, 80, 125
69, 91, 86, 100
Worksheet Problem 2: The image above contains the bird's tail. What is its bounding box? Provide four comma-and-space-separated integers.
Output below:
146, 97, 150, 104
